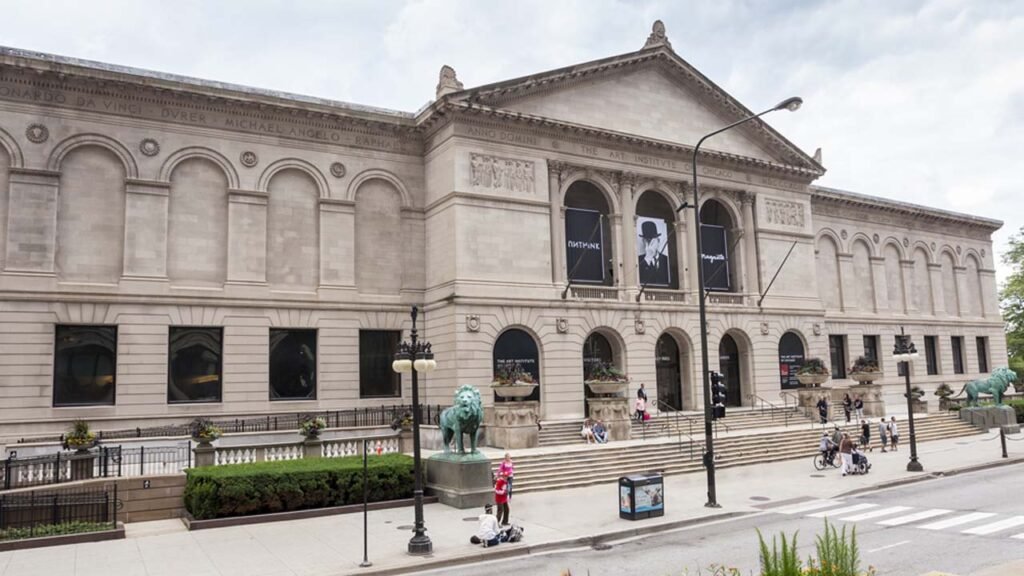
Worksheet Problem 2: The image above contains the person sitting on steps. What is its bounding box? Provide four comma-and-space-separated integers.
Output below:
593, 419, 608, 444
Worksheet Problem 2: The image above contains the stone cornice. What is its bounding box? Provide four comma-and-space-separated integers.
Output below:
811, 185, 1002, 232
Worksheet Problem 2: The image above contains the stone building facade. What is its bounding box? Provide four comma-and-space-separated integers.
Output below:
0, 23, 1005, 439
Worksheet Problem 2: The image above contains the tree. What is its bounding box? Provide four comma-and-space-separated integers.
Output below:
1001, 226, 1024, 385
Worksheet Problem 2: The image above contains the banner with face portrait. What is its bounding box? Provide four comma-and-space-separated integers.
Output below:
565, 208, 605, 284
636, 216, 670, 287
700, 224, 730, 291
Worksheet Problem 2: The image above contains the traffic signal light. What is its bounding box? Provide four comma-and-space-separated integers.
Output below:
710, 371, 727, 420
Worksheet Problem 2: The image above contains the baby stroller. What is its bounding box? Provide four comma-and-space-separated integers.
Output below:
850, 448, 871, 475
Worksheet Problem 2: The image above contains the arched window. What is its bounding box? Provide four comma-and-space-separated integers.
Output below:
582, 332, 614, 378
493, 328, 540, 402
699, 199, 735, 292
778, 332, 806, 390
564, 181, 613, 286
267, 169, 319, 291
636, 190, 678, 289
57, 146, 126, 283
168, 158, 228, 286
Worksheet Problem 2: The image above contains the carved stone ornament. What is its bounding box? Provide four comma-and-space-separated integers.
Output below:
139, 138, 160, 157
330, 162, 346, 178
903, 237, 910, 247
25, 123, 48, 143
982, 248, 986, 257
840, 229, 848, 240
760, 321, 770, 336
471, 153, 535, 195
465, 315, 481, 332
240, 151, 259, 168
634, 319, 646, 335
763, 198, 805, 228
813, 323, 822, 336
930, 242, 936, 251
436, 64, 464, 98
872, 233, 880, 244
956, 245, 962, 254
555, 318, 569, 334
642, 19, 672, 49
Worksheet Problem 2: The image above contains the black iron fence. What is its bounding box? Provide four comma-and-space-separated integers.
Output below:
2, 442, 192, 490
0, 485, 118, 538
15, 404, 443, 445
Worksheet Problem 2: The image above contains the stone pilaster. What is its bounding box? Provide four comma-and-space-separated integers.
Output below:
928, 262, 944, 315
620, 172, 638, 289
869, 256, 887, 313
549, 161, 565, 285
740, 192, 759, 296
836, 253, 854, 312
953, 265, 968, 318
226, 189, 268, 284
4, 168, 59, 274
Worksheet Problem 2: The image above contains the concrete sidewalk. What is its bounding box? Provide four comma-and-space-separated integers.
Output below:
0, 430, 1018, 576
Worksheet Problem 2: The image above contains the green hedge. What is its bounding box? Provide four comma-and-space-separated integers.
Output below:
1006, 399, 1024, 423
0, 521, 112, 542
184, 454, 414, 520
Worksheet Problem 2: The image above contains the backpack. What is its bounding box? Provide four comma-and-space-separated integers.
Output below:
504, 524, 524, 543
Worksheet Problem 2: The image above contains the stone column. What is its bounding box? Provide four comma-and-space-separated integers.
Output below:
836, 253, 855, 312
226, 189, 268, 283
620, 173, 638, 290
740, 192, 759, 297
4, 168, 59, 273
674, 219, 687, 293
123, 179, 169, 279
870, 256, 887, 313
548, 162, 565, 285
731, 226, 748, 294
610, 214, 623, 286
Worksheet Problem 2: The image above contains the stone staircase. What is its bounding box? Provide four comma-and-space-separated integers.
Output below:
500, 413, 981, 494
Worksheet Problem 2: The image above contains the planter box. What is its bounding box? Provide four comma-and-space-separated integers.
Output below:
910, 400, 928, 414
491, 382, 538, 400
796, 373, 829, 387
849, 372, 883, 383
585, 381, 629, 395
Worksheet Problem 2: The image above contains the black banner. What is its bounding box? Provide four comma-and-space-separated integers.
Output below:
565, 208, 605, 284
493, 329, 540, 402
700, 224, 730, 291
778, 332, 805, 390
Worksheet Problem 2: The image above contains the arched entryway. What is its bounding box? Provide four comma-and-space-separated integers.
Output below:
778, 331, 806, 390
718, 334, 743, 406
655, 333, 683, 410
699, 199, 737, 292
493, 328, 541, 403
565, 180, 615, 286
582, 330, 620, 414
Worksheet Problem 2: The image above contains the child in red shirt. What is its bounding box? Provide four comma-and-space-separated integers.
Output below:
494, 471, 510, 526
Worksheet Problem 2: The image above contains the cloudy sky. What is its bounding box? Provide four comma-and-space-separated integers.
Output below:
3, 0, 1021, 283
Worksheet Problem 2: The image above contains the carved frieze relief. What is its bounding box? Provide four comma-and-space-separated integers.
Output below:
471, 153, 535, 195
763, 198, 806, 228
465, 315, 481, 332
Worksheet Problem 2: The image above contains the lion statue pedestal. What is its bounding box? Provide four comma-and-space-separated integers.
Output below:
960, 406, 1017, 433
488, 400, 540, 449
425, 385, 494, 509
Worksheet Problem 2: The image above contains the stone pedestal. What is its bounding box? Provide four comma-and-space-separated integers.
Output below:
488, 401, 539, 449
70, 450, 95, 481
425, 453, 494, 509
587, 397, 631, 442
797, 387, 832, 409
399, 429, 414, 453
303, 438, 323, 458
960, 406, 1016, 432
843, 384, 886, 418
194, 443, 215, 467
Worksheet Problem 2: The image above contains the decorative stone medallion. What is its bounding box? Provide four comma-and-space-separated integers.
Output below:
812, 323, 822, 336
634, 319, 645, 335
139, 138, 160, 157
872, 233, 879, 244
555, 318, 569, 334
956, 245, 962, 254
903, 237, 910, 247
760, 321, 770, 336
840, 229, 848, 240
25, 123, 48, 143
240, 151, 259, 168
330, 162, 346, 178
465, 315, 480, 332
930, 242, 936, 251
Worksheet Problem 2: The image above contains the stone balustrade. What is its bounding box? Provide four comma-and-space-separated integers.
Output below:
203, 432, 402, 467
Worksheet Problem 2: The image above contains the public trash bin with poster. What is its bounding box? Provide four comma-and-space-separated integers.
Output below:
619, 472, 664, 520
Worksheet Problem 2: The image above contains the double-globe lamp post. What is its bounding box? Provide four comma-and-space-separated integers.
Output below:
687, 96, 803, 508
391, 305, 436, 555
892, 327, 923, 472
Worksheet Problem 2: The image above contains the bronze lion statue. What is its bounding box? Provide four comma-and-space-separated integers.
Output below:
440, 385, 483, 454
956, 367, 1018, 406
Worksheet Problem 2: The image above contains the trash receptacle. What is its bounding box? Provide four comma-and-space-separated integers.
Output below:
619, 472, 664, 520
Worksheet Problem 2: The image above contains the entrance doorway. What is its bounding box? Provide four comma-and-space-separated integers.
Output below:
718, 334, 742, 407
582, 332, 614, 415
655, 334, 682, 410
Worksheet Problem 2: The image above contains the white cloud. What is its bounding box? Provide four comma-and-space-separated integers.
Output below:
1, 0, 1020, 282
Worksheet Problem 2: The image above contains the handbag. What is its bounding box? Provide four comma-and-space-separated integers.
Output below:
643, 412, 651, 422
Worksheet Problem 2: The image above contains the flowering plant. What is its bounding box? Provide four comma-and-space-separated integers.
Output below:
797, 358, 830, 376
64, 419, 97, 449
492, 362, 536, 386
299, 416, 327, 438
189, 418, 222, 443
585, 362, 630, 383
848, 356, 880, 374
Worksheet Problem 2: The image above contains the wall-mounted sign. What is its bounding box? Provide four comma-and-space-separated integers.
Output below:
700, 224, 730, 291
565, 208, 605, 284
493, 329, 540, 402
778, 332, 805, 390
636, 216, 670, 287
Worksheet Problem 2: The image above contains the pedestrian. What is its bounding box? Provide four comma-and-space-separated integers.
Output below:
816, 395, 829, 425
635, 391, 647, 423
839, 432, 854, 476
637, 382, 648, 403
470, 504, 501, 547
842, 393, 852, 424
860, 419, 872, 452
889, 416, 899, 451
498, 452, 515, 499
831, 424, 843, 450
494, 471, 510, 526
580, 418, 596, 444
854, 395, 864, 421
877, 418, 888, 453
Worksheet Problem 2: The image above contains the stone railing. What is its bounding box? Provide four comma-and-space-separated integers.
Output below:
207, 432, 402, 467
643, 289, 686, 303
707, 293, 745, 305
570, 286, 620, 300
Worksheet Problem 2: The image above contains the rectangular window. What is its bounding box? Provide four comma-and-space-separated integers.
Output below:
976, 337, 989, 374
925, 336, 939, 376
168, 327, 223, 403
862, 335, 879, 365
895, 334, 908, 377
269, 329, 317, 400
829, 335, 847, 379
359, 330, 402, 398
951, 336, 964, 375
54, 325, 117, 407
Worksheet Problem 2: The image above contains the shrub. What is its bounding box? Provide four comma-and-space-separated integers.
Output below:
1006, 399, 1024, 423
0, 521, 112, 542
934, 383, 954, 398
848, 356, 879, 374
184, 454, 414, 520
797, 358, 830, 376
757, 528, 802, 575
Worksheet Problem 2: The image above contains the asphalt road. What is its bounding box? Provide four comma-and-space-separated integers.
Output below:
424, 462, 1024, 576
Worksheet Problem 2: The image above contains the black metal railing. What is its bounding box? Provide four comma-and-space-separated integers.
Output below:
3, 442, 192, 490
747, 393, 793, 427
0, 485, 117, 538
15, 404, 444, 445
649, 400, 698, 461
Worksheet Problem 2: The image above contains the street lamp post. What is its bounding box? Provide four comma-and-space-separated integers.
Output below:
688, 96, 802, 507
892, 327, 923, 472
391, 305, 436, 555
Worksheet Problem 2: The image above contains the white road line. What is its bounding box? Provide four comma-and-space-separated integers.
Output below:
839, 506, 912, 522
774, 499, 845, 515
877, 509, 953, 526
808, 503, 878, 518
961, 516, 1024, 535
867, 540, 911, 553
1011, 532, 1024, 540
919, 512, 996, 531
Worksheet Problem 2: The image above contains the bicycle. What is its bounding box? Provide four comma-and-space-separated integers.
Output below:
813, 450, 840, 471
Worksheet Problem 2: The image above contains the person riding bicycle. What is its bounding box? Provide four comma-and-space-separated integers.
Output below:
819, 432, 836, 465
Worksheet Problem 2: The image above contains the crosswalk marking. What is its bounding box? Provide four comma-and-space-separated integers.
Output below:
1011, 532, 1024, 540
774, 499, 845, 515
876, 509, 953, 526
838, 506, 912, 522
961, 516, 1024, 535
919, 512, 996, 530
808, 503, 878, 518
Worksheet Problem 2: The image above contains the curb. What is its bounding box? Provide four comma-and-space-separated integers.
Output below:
346, 510, 751, 576
837, 456, 1024, 498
